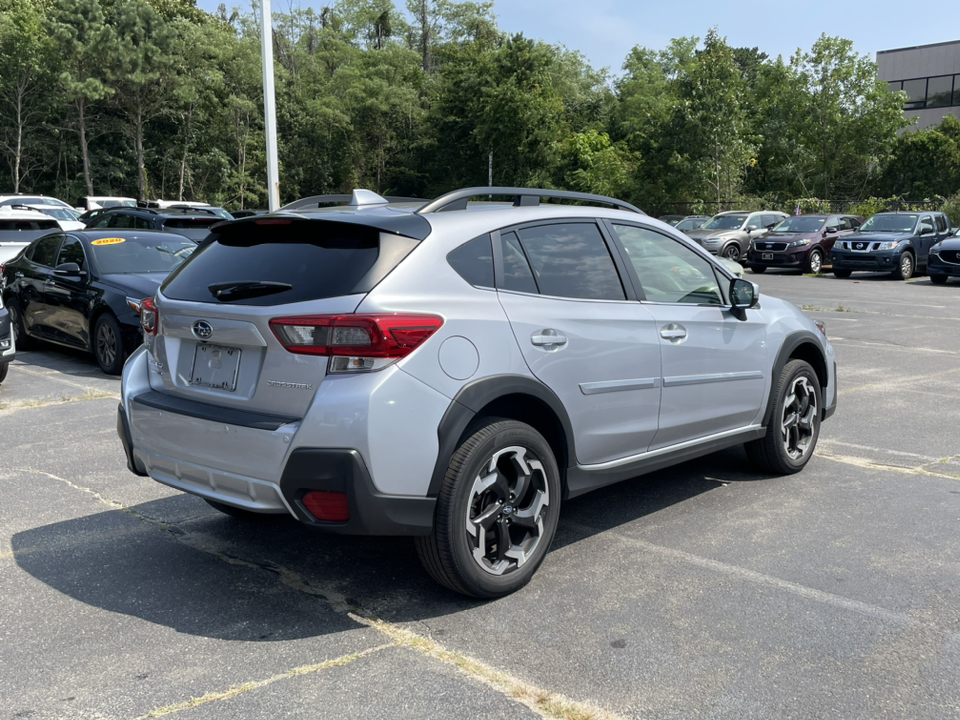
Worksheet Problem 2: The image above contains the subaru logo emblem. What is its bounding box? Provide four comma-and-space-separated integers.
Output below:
192, 320, 213, 340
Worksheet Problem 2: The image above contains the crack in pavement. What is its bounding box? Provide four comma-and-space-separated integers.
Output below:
11, 467, 625, 720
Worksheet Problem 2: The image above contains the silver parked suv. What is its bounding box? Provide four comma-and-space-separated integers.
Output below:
118, 187, 837, 598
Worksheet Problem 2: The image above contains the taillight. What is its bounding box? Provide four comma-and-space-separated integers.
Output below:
269, 313, 443, 373
141, 297, 158, 335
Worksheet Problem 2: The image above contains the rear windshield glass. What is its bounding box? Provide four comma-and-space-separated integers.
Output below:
92, 236, 197, 274
160, 220, 419, 305
162, 218, 220, 229
0, 219, 59, 231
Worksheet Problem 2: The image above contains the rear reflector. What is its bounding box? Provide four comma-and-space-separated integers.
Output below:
302, 491, 349, 522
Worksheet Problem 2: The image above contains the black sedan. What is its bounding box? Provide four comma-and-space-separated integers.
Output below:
0, 229, 196, 374
928, 232, 960, 284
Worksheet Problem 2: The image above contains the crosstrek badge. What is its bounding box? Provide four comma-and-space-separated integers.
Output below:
92, 237, 125, 246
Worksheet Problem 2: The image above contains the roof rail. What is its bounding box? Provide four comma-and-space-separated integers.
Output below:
415, 187, 645, 215
280, 191, 424, 212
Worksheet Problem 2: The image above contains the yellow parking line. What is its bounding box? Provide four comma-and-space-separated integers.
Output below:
135, 644, 392, 719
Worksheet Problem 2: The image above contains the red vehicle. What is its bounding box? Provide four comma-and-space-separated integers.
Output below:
747, 214, 862, 274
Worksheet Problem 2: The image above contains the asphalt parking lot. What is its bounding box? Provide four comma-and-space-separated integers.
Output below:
2, 269, 959, 720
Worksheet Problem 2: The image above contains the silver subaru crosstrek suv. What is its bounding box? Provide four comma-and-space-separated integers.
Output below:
118, 187, 837, 598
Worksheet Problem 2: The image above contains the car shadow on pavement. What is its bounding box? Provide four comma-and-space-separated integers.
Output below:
12, 345, 116, 379
11, 447, 774, 636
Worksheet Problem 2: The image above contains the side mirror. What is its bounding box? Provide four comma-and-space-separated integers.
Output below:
920, 226, 933, 236
730, 278, 759, 320
54, 262, 84, 277
824, 226, 838, 235
745, 225, 758, 233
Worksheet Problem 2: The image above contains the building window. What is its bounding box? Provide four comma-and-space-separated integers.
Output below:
888, 74, 960, 110
927, 75, 954, 108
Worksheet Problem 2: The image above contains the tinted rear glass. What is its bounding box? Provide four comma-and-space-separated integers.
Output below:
161, 220, 418, 305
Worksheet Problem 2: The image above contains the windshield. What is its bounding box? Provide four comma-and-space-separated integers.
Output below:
91, 236, 196, 274
771, 216, 826, 233
702, 214, 748, 230
859, 214, 918, 234
37, 207, 81, 221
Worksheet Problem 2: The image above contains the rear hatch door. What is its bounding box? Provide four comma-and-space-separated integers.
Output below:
147, 216, 419, 418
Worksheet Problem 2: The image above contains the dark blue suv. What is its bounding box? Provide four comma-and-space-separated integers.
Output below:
831, 211, 952, 280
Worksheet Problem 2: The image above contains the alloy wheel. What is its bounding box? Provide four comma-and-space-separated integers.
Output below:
465, 445, 550, 576
97, 322, 117, 368
781, 375, 818, 461
808, 251, 822, 274
722, 245, 741, 261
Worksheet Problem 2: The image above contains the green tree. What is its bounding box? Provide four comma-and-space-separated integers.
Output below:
878, 115, 960, 198
105, 0, 179, 199
680, 29, 755, 204
47, 0, 115, 195
0, 0, 57, 190
790, 34, 907, 199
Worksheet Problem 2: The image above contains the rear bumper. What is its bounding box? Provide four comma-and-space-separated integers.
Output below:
117, 377, 440, 535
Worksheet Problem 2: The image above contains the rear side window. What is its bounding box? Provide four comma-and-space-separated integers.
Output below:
514, 222, 625, 300
30, 235, 61, 266
500, 231, 539, 294
161, 220, 419, 306
447, 234, 494, 288
936, 215, 947, 233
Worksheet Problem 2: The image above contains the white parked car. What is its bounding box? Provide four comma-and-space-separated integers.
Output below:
75, 195, 137, 211
22, 204, 85, 231
0, 206, 60, 264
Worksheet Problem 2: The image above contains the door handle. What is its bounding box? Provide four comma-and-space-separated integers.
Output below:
15, 271, 23, 278
531, 329, 568, 349
660, 323, 687, 341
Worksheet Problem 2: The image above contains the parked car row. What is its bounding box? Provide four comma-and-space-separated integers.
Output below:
660, 207, 958, 283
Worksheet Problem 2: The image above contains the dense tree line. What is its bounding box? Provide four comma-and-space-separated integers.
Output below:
1, 0, 958, 214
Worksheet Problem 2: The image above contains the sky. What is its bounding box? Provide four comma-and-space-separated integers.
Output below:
196, 0, 959, 76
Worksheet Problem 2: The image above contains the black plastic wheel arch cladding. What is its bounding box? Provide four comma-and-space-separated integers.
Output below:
429, 375, 576, 499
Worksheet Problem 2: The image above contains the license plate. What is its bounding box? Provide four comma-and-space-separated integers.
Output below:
190, 344, 241, 391
762, 253, 774, 260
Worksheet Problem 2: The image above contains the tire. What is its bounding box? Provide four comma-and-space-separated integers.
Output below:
0, 362, 7, 384
832, 269, 852, 279
805, 249, 823, 274
203, 498, 287, 521
415, 419, 561, 598
745, 359, 822, 475
93, 313, 125, 375
6, 296, 34, 350
930, 274, 947, 285
721, 244, 741, 262
891, 252, 914, 280
750, 266, 767, 274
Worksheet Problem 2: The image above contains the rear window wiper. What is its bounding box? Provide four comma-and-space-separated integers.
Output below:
208, 281, 293, 301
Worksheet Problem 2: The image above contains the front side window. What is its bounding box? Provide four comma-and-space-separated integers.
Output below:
512, 223, 625, 300
611, 224, 723, 305
56, 236, 86, 269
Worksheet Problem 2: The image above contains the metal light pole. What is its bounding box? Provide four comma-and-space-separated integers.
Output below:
261, 0, 280, 211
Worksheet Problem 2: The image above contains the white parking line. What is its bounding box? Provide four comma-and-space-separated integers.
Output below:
564, 520, 957, 638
